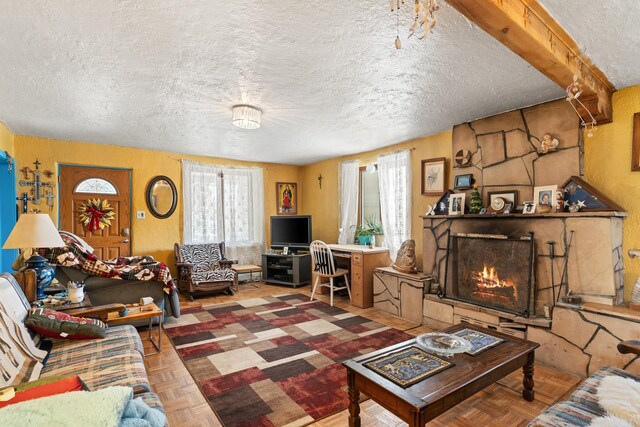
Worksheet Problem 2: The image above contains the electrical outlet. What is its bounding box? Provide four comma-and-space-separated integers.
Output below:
136, 211, 146, 219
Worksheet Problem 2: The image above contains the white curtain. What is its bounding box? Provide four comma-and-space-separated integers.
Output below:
338, 160, 360, 244
182, 160, 265, 264
182, 160, 223, 244
220, 166, 265, 264
377, 150, 411, 259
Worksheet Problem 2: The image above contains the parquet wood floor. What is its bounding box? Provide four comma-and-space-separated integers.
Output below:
139, 283, 581, 426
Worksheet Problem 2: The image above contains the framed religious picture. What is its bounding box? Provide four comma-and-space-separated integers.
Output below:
421, 157, 447, 196
533, 185, 557, 213
276, 182, 297, 215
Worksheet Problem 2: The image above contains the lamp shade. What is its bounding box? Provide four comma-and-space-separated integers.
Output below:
232, 105, 261, 129
2, 214, 65, 249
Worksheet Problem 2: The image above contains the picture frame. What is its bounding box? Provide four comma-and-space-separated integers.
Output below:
522, 201, 536, 214
533, 185, 557, 210
453, 174, 473, 190
487, 190, 518, 209
632, 113, 640, 171
448, 193, 466, 216
421, 157, 447, 196
276, 182, 297, 215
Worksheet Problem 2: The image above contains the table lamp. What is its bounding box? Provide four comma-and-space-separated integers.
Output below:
2, 213, 65, 299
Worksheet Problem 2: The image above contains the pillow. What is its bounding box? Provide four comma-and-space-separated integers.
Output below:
0, 376, 87, 408
25, 308, 107, 340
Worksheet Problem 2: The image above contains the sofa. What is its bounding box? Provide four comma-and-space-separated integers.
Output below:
174, 242, 238, 299
529, 341, 640, 426
0, 272, 166, 423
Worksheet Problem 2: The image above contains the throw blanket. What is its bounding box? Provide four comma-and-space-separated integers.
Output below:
39, 238, 176, 295
0, 386, 166, 427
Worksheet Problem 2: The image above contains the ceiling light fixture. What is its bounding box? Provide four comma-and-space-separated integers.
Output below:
232, 105, 261, 130
390, 0, 439, 48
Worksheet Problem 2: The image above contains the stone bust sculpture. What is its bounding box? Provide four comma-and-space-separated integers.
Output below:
392, 239, 417, 273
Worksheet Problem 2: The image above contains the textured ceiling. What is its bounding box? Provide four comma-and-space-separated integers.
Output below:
0, 1, 565, 165
538, 0, 640, 89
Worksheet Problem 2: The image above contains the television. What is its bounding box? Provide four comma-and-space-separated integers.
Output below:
270, 215, 312, 250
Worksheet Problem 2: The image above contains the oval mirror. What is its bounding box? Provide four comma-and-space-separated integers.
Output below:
146, 176, 177, 219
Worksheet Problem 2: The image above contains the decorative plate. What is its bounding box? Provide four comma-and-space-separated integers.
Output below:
416, 332, 472, 358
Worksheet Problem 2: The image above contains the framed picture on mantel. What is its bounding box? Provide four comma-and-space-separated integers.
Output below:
421, 157, 446, 196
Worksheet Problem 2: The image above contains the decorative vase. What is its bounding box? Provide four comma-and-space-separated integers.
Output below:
23, 255, 55, 300
374, 235, 384, 248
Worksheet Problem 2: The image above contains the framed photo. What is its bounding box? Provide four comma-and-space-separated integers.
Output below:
522, 201, 536, 214
448, 193, 466, 216
533, 185, 557, 209
487, 190, 518, 209
421, 157, 446, 196
453, 174, 473, 190
632, 113, 640, 171
276, 182, 297, 215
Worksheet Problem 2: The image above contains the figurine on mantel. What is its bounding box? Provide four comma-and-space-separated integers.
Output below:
537, 133, 559, 154
392, 239, 418, 274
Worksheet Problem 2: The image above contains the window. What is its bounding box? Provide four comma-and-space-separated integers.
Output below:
74, 178, 117, 195
359, 167, 381, 225
182, 160, 264, 264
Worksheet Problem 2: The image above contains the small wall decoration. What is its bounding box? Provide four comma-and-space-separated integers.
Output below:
421, 157, 446, 196
454, 149, 472, 167
533, 185, 557, 212
537, 133, 559, 154
18, 159, 55, 208
487, 190, 518, 210
448, 193, 466, 216
79, 198, 116, 232
276, 182, 297, 215
522, 202, 536, 214
453, 174, 473, 190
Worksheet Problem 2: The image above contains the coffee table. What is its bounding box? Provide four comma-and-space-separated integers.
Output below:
343, 323, 539, 426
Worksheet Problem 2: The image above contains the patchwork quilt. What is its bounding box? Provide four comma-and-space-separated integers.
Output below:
39, 235, 176, 295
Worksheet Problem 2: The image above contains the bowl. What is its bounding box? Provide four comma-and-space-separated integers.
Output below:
416, 332, 472, 358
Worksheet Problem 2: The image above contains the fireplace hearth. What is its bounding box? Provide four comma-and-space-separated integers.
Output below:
443, 233, 535, 316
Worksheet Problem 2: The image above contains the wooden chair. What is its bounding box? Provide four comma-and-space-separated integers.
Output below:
309, 240, 351, 306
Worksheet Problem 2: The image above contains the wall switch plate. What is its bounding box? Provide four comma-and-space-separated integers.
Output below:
136, 211, 146, 219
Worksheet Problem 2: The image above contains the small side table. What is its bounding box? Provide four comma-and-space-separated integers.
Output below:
106, 303, 163, 356
232, 264, 262, 287
37, 294, 92, 312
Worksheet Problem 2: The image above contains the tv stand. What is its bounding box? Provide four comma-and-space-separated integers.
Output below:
262, 253, 311, 287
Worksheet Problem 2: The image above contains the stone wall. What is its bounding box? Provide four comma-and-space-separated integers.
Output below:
422, 214, 625, 314
528, 306, 640, 377
452, 99, 583, 204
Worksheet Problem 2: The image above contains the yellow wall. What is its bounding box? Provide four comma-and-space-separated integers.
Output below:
0, 122, 14, 158
584, 85, 640, 300
301, 131, 453, 267
13, 135, 301, 270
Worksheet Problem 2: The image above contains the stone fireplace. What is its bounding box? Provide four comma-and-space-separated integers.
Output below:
444, 234, 534, 316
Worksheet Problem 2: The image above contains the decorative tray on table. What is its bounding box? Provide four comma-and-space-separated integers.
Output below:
416, 332, 472, 358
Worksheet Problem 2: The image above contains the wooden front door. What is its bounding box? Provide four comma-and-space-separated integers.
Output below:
59, 165, 132, 259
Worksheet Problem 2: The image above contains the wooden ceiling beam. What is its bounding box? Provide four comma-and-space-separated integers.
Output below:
445, 0, 615, 123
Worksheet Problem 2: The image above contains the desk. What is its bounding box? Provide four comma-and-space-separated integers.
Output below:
313, 244, 391, 308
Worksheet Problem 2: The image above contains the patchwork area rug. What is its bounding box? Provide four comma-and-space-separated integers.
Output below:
165, 293, 412, 426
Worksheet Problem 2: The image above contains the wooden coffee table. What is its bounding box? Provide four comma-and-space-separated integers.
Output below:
343, 323, 539, 426
106, 303, 163, 356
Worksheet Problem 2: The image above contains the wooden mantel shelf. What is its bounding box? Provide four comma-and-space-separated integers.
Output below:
420, 211, 627, 220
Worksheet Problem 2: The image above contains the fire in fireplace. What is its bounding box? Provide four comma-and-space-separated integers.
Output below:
443, 234, 534, 316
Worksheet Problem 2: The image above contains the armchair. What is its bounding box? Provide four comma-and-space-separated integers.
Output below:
174, 242, 238, 300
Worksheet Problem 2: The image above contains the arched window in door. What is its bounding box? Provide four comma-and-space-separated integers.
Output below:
74, 178, 118, 195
